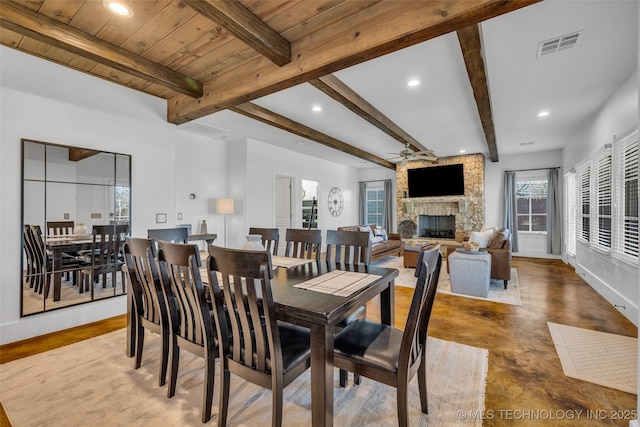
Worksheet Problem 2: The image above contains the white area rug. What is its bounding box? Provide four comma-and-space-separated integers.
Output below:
547, 322, 637, 394
0, 329, 488, 426
375, 256, 522, 306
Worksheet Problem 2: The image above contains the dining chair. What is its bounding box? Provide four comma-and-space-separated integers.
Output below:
23, 224, 38, 289
123, 237, 172, 387
207, 245, 311, 427
79, 224, 128, 294
332, 246, 443, 427
46, 221, 74, 236
284, 228, 322, 261
248, 227, 280, 255
157, 241, 218, 424
147, 227, 188, 246
325, 229, 371, 266
29, 225, 87, 296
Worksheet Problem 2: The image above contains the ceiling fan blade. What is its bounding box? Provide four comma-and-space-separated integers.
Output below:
400, 158, 407, 166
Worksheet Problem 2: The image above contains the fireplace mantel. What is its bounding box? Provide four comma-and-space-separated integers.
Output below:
402, 197, 469, 213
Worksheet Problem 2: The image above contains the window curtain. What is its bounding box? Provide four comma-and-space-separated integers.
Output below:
382, 179, 393, 231
547, 168, 562, 254
503, 171, 519, 252
358, 181, 367, 225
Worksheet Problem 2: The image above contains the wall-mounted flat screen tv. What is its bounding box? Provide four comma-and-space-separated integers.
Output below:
407, 164, 465, 197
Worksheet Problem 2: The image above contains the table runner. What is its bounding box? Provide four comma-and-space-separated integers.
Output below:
294, 270, 381, 297
271, 255, 313, 268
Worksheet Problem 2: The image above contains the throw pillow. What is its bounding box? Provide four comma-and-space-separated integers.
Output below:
379, 229, 389, 241
371, 236, 384, 244
469, 229, 494, 248
488, 230, 510, 248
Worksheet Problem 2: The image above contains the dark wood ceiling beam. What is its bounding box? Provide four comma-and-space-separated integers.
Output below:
230, 102, 396, 170
309, 74, 434, 156
457, 24, 499, 162
168, 0, 541, 124
183, 0, 291, 67
0, 1, 203, 98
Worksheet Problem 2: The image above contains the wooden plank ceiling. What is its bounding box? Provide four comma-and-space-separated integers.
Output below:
1, 0, 540, 168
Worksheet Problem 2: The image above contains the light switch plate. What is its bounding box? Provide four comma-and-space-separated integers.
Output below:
177, 213, 183, 220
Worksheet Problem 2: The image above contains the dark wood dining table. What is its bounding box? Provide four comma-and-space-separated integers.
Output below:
125, 256, 398, 427
46, 236, 93, 301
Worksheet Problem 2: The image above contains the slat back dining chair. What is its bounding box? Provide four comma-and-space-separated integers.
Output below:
46, 221, 74, 236
207, 245, 311, 427
248, 227, 280, 255
332, 246, 443, 427
157, 241, 218, 424
284, 228, 322, 261
80, 224, 128, 294
325, 229, 371, 266
23, 224, 38, 290
123, 237, 172, 387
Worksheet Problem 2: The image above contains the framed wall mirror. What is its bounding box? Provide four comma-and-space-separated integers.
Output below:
21, 139, 131, 316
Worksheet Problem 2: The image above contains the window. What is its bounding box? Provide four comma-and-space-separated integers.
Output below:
516, 179, 547, 232
613, 129, 639, 262
366, 188, 384, 227
564, 172, 577, 256
576, 162, 591, 242
592, 147, 612, 251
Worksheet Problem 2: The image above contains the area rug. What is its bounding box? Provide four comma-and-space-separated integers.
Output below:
375, 256, 521, 306
547, 322, 637, 394
0, 329, 488, 426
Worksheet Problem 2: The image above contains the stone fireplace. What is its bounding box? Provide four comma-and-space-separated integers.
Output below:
396, 153, 485, 238
418, 215, 455, 239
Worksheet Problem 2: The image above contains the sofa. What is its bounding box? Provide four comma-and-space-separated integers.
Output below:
337, 225, 404, 262
446, 228, 512, 288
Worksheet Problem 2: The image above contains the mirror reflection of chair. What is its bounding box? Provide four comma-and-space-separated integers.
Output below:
23, 225, 38, 290
46, 221, 74, 236
284, 228, 322, 261
123, 237, 172, 387
207, 246, 311, 427
157, 241, 218, 424
79, 224, 128, 294
248, 227, 280, 255
332, 247, 443, 427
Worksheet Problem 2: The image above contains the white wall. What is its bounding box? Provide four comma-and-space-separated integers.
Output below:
485, 150, 563, 259
242, 138, 361, 252
561, 70, 639, 326
0, 47, 228, 343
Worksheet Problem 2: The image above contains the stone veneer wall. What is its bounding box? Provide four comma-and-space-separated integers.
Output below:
396, 154, 485, 236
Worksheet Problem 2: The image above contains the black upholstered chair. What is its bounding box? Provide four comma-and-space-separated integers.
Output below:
123, 237, 172, 387
207, 245, 311, 427
332, 246, 442, 427
284, 228, 322, 261
248, 227, 280, 255
157, 241, 218, 423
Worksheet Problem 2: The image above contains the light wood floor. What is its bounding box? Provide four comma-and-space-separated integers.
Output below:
1, 257, 636, 426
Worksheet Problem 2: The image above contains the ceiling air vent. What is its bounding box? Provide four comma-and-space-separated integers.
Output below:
179, 122, 229, 139
537, 31, 583, 57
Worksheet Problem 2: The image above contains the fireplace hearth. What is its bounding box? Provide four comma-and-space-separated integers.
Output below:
418, 215, 455, 239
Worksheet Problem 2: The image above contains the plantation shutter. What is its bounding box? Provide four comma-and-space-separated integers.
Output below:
576, 162, 591, 242
564, 172, 577, 256
592, 146, 612, 251
613, 129, 639, 262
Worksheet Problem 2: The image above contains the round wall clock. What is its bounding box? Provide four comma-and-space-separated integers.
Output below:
328, 187, 344, 217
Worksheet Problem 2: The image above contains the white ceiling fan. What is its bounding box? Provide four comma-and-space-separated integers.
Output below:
388, 142, 438, 166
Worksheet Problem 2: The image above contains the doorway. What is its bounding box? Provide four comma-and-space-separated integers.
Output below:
275, 175, 294, 255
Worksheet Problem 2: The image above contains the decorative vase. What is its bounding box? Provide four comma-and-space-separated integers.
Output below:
74, 223, 88, 236
242, 234, 265, 250
200, 220, 207, 234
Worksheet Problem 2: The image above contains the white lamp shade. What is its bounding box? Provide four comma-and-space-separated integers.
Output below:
216, 198, 234, 214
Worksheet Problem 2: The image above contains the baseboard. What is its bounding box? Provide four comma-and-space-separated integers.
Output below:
576, 264, 638, 326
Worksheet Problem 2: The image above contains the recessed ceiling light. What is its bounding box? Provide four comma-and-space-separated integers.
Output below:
311, 105, 322, 112
407, 79, 421, 88
103, 0, 134, 17
459, 149, 466, 154
537, 111, 550, 117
